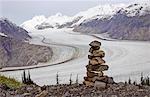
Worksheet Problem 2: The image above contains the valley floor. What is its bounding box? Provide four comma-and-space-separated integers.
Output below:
0, 28, 150, 86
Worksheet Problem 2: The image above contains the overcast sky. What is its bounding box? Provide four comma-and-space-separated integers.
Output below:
0, 0, 149, 25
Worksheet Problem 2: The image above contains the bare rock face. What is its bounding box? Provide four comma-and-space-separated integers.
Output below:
83, 40, 114, 88
0, 18, 53, 68
0, 36, 53, 68
0, 18, 31, 41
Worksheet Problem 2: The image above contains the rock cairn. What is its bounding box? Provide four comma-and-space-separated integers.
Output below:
83, 40, 114, 88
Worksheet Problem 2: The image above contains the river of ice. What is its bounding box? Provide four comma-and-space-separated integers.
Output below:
1, 28, 150, 86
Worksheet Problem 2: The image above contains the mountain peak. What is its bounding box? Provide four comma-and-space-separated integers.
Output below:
0, 18, 31, 41
117, 3, 150, 17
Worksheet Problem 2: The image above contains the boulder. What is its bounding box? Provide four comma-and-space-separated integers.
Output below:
94, 81, 106, 89
88, 55, 93, 59
89, 59, 98, 65
89, 46, 100, 53
0, 83, 9, 90
86, 65, 109, 71
89, 58, 105, 65
35, 90, 48, 97
95, 76, 108, 82
83, 81, 94, 87
89, 40, 101, 47
88, 52, 105, 59
91, 50, 105, 57
97, 72, 104, 77
86, 71, 96, 78
86, 71, 103, 78
84, 77, 93, 82
94, 76, 114, 84
96, 65, 109, 71
94, 57, 106, 64
107, 77, 115, 84
22, 93, 32, 96
91, 71, 104, 77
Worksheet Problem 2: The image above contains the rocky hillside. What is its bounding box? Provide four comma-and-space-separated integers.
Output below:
0, 18, 53, 68
0, 18, 31, 41
1, 83, 150, 97
0, 36, 52, 68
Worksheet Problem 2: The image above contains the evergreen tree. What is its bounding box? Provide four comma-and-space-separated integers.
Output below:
22, 70, 34, 85
128, 77, 131, 84
69, 73, 72, 85
56, 72, 59, 85
125, 81, 127, 85
141, 73, 145, 85
27, 70, 34, 84
76, 74, 79, 84
22, 70, 26, 84
133, 81, 137, 85
146, 76, 150, 86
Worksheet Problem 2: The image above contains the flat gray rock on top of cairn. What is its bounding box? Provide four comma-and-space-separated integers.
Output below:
89, 40, 101, 47
83, 40, 114, 89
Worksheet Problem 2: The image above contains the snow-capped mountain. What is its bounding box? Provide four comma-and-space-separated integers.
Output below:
0, 18, 31, 41
72, 3, 150, 27
21, 4, 126, 30
21, 15, 47, 31
21, 2, 150, 40
21, 3, 149, 30
21, 13, 73, 31
57, 4, 126, 29
73, 3, 150, 41
72, 3, 126, 26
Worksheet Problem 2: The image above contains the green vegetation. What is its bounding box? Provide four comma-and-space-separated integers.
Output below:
0, 74, 23, 89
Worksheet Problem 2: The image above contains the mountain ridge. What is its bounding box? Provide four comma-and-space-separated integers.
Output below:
0, 18, 31, 41
21, 3, 149, 29
21, 3, 150, 41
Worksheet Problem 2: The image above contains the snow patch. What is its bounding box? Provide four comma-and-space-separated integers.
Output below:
0, 32, 7, 37
72, 4, 126, 26
118, 3, 150, 17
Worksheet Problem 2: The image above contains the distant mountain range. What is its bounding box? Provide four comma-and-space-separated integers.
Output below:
0, 18, 52, 68
22, 3, 150, 41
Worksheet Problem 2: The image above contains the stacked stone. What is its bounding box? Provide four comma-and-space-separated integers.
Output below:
83, 40, 114, 88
